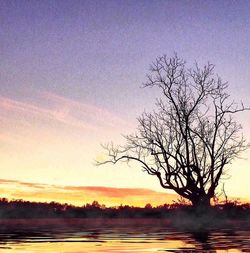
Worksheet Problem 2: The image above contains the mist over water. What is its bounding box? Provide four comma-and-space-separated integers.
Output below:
0, 219, 249, 252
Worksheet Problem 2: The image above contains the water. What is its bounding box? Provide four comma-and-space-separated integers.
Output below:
0, 219, 249, 252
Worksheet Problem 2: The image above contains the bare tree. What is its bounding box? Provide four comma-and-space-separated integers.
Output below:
97, 54, 249, 208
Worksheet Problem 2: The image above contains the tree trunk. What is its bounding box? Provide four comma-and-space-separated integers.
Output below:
191, 195, 211, 210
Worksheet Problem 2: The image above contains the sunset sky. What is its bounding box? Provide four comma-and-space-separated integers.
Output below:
1, 1, 250, 206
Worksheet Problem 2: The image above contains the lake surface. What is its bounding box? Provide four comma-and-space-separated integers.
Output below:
0, 219, 249, 252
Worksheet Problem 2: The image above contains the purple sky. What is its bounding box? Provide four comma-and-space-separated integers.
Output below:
1, 0, 250, 115
1, 0, 250, 200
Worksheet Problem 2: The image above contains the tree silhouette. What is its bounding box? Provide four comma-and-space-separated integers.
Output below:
97, 54, 249, 208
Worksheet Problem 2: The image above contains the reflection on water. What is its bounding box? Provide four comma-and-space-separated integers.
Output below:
0, 219, 249, 252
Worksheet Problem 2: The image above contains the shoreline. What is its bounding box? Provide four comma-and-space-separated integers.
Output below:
0, 217, 249, 229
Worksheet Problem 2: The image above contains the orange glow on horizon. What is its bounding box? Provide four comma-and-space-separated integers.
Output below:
0, 178, 248, 207
0, 178, 179, 207
0, 92, 250, 203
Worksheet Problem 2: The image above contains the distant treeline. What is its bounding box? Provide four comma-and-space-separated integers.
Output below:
0, 198, 250, 219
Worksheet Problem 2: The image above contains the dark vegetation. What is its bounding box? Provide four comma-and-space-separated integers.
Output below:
0, 198, 250, 222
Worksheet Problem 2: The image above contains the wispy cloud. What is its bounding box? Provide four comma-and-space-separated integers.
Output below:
42, 91, 131, 129
0, 179, 48, 190
0, 91, 131, 133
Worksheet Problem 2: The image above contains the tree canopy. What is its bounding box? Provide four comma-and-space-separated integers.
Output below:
98, 54, 249, 208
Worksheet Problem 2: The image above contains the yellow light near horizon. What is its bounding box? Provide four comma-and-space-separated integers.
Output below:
0, 93, 250, 205
0, 180, 180, 207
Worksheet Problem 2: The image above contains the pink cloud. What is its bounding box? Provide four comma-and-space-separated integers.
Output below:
0, 178, 172, 199
62, 185, 172, 198
41, 91, 131, 129
0, 178, 48, 189
0, 92, 131, 133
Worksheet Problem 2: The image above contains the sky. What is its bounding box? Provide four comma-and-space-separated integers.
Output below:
1, 0, 250, 206
0, 178, 179, 207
